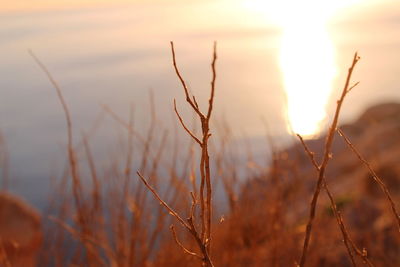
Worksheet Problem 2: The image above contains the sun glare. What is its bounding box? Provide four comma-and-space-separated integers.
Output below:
280, 23, 335, 137
243, 0, 365, 137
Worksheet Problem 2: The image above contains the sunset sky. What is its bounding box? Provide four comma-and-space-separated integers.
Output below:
1, 0, 125, 11
2, 3, 400, 266
1, 0, 400, 202
1, 0, 186, 12
2, 0, 399, 134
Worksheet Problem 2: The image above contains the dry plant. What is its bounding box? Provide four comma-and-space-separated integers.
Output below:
30, 50, 181, 266
30, 50, 109, 266
338, 128, 400, 232
296, 53, 400, 267
297, 134, 374, 267
297, 53, 362, 267
137, 41, 217, 267
23, 44, 400, 267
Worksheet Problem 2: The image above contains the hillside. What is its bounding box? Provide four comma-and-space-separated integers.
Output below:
158, 102, 400, 266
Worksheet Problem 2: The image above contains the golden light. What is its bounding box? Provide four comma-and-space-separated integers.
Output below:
280, 23, 335, 137
243, 0, 365, 137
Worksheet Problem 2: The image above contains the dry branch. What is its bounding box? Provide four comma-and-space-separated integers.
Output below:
137, 42, 217, 267
170, 225, 201, 258
169, 41, 217, 256
298, 53, 360, 267
338, 128, 400, 233
297, 134, 374, 267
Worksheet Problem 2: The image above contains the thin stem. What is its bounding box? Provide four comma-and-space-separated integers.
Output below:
338, 128, 400, 233
299, 53, 360, 267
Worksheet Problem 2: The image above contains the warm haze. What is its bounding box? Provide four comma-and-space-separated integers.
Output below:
1, 0, 400, 266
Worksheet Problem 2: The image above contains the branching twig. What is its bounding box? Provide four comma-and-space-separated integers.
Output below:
138, 42, 217, 267
170, 42, 204, 118
338, 128, 400, 233
29, 51, 92, 255
297, 134, 374, 267
171, 42, 216, 252
137, 171, 214, 266
170, 225, 201, 258
174, 99, 202, 146
137, 171, 190, 230
299, 53, 360, 267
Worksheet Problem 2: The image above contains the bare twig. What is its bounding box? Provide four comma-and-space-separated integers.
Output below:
137, 42, 217, 267
174, 99, 202, 146
338, 128, 400, 233
347, 81, 360, 93
137, 171, 214, 266
81, 134, 102, 217
206, 42, 217, 120
137, 171, 190, 229
170, 42, 204, 119
299, 53, 360, 267
170, 42, 216, 253
297, 134, 375, 267
170, 225, 201, 258
296, 134, 320, 170
30, 50, 88, 237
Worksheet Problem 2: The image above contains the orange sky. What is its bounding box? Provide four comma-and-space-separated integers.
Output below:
0, 0, 143, 12
2, 0, 396, 13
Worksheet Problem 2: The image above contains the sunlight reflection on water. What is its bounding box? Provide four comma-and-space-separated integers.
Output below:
280, 17, 336, 138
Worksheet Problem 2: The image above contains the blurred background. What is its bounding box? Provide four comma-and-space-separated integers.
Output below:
1, 0, 400, 208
